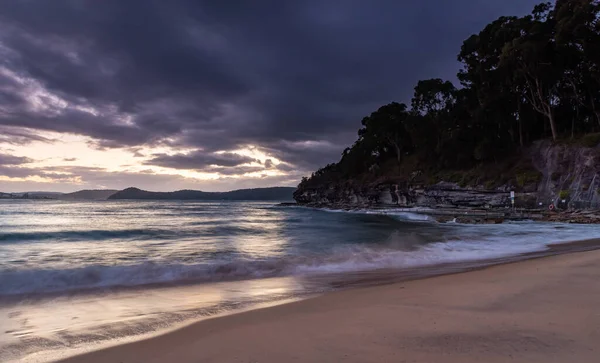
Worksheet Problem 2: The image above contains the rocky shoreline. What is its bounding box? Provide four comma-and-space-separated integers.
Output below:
280, 203, 600, 224
292, 141, 600, 223
541, 209, 600, 224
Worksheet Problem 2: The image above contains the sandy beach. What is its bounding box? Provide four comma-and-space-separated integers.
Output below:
59, 246, 600, 363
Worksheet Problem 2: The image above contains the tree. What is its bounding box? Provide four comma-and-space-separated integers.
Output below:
411, 79, 456, 116
409, 79, 456, 154
554, 0, 600, 128
500, 8, 561, 140
458, 15, 530, 146
359, 103, 412, 164
299, 1, 600, 189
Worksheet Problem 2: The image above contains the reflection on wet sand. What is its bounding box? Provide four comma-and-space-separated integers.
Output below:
0, 277, 306, 363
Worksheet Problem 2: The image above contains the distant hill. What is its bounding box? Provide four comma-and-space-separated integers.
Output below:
59, 189, 119, 200
26, 192, 64, 197
108, 187, 296, 201
0, 191, 62, 199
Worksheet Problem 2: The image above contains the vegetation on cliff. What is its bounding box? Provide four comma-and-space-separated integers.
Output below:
299, 1, 600, 192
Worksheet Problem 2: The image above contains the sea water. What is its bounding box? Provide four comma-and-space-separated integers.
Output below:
1, 200, 599, 361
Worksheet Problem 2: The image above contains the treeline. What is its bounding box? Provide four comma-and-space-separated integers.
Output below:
301, 1, 600, 188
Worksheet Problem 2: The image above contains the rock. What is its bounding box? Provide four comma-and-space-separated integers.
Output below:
484, 218, 504, 224
294, 182, 512, 209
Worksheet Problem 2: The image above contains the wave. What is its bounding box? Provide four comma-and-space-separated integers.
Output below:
369, 210, 434, 222
317, 207, 435, 222
0, 224, 272, 243
0, 229, 173, 243
0, 231, 569, 296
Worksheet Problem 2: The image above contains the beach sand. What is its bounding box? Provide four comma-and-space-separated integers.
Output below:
60, 248, 600, 363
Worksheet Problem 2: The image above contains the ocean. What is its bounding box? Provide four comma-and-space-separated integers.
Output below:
1, 200, 600, 362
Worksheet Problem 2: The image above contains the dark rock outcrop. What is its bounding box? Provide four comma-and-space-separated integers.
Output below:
294, 182, 513, 209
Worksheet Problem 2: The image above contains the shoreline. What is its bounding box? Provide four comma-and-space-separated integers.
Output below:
56, 238, 600, 363
283, 203, 600, 224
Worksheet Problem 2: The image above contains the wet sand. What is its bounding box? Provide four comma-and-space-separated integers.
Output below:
61, 243, 600, 363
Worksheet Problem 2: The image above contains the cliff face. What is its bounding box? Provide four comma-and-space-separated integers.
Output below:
532, 141, 600, 209
294, 141, 600, 210
294, 182, 514, 209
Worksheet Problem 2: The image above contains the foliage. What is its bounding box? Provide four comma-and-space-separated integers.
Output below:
559, 190, 571, 199
517, 171, 542, 187
300, 1, 600, 190
580, 132, 600, 147
484, 180, 497, 190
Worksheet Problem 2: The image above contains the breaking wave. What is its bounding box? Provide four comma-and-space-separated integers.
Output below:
0, 228, 587, 296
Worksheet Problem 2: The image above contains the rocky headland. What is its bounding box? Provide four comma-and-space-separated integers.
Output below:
293, 141, 600, 224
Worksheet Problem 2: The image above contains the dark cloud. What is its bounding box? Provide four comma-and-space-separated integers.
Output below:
0, 0, 541, 180
146, 150, 258, 170
274, 163, 297, 173
0, 165, 37, 178
0, 162, 82, 180
258, 140, 346, 172
0, 153, 33, 165
130, 149, 145, 158
0, 126, 54, 145
204, 165, 266, 176
63, 157, 77, 162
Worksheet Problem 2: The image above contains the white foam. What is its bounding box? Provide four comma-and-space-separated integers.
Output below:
318, 207, 435, 222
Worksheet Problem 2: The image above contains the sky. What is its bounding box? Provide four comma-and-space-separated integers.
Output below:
0, 0, 540, 192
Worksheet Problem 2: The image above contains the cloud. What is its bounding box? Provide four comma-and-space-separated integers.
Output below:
146, 150, 259, 170
258, 140, 346, 172
204, 165, 266, 176
0, 165, 38, 178
0, 0, 541, 190
0, 153, 33, 165
0, 126, 54, 145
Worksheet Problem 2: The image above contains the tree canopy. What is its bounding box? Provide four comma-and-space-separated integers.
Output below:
300, 1, 600, 189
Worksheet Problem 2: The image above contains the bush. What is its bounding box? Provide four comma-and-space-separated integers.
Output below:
516, 171, 541, 187
473, 139, 493, 161
558, 190, 570, 199
445, 172, 463, 184
580, 133, 600, 148
425, 175, 438, 185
